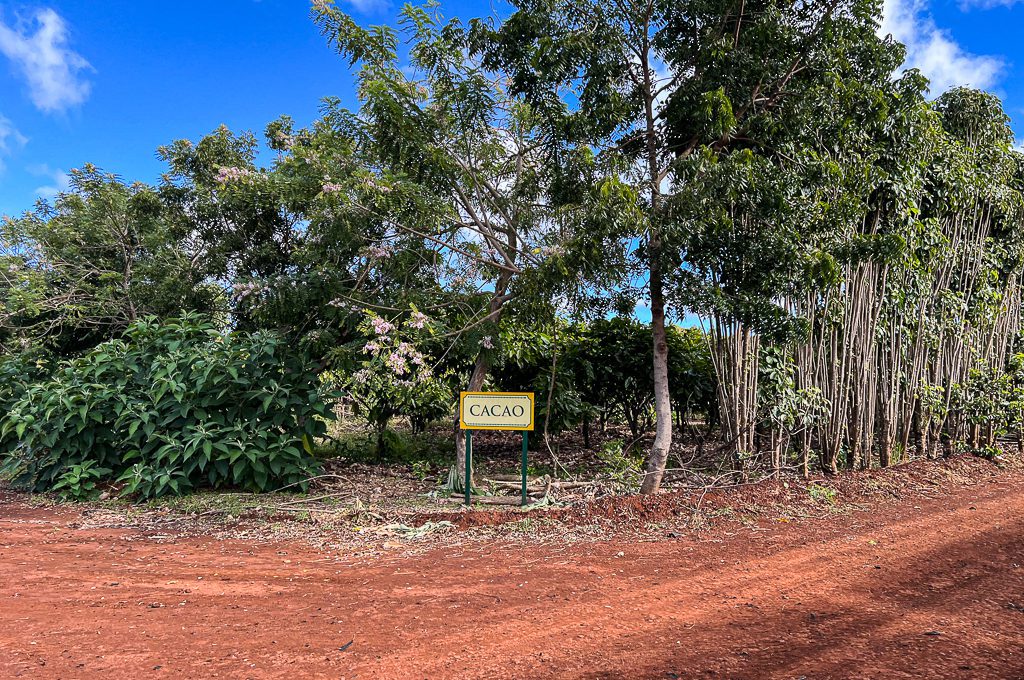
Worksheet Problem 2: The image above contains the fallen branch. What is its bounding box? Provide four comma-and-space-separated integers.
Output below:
439, 496, 526, 506
276, 492, 355, 507
484, 478, 596, 491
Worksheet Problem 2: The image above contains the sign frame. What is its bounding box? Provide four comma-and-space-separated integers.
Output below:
458, 391, 535, 506
459, 391, 535, 431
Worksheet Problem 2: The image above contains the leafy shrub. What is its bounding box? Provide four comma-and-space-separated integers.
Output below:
53, 461, 111, 500
411, 459, 433, 481
0, 315, 332, 498
376, 427, 411, 460
0, 353, 47, 421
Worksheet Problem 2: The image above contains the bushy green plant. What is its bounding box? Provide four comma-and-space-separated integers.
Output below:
411, 459, 432, 481
0, 315, 333, 498
0, 353, 48, 420
52, 461, 112, 500
807, 483, 837, 505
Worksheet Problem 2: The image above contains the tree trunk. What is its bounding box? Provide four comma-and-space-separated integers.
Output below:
801, 429, 810, 479
637, 28, 673, 495
822, 445, 839, 475
847, 398, 861, 470
879, 438, 891, 468
375, 426, 386, 462
770, 429, 782, 474
454, 353, 491, 483
913, 402, 927, 459
640, 257, 673, 494
848, 436, 861, 471
453, 276, 510, 481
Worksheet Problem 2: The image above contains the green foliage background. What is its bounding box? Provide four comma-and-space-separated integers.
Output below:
0, 315, 331, 499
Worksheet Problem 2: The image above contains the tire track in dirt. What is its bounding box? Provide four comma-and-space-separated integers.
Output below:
1, 463, 1023, 679
335, 477, 1024, 678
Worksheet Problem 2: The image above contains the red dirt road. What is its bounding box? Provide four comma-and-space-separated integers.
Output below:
2, 466, 1024, 679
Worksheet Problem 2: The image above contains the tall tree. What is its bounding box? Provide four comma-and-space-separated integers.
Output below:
311, 1, 631, 480
0, 165, 215, 356
481, 0, 897, 490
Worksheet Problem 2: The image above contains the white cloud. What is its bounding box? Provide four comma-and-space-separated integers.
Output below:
0, 8, 92, 112
634, 298, 651, 320
0, 113, 27, 173
958, 0, 1021, 8
341, 0, 390, 14
31, 164, 70, 200
880, 0, 1003, 95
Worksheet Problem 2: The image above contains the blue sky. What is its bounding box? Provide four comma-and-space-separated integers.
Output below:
0, 0, 1021, 221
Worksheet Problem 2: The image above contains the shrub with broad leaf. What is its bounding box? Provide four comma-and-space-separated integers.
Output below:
0, 314, 333, 498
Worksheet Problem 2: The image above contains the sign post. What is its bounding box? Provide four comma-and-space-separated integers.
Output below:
459, 391, 535, 507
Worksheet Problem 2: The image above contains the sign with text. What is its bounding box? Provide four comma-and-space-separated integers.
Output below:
459, 392, 534, 431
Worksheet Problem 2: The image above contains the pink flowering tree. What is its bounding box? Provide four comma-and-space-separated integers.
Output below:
343, 309, 454, 456
157, 114, 448, 358
312, 1, 635, 479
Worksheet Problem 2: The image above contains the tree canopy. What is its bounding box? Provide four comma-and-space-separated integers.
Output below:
1, 0, 1022, 499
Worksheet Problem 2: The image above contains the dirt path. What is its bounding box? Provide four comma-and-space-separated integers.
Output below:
2, 465, 1024, 679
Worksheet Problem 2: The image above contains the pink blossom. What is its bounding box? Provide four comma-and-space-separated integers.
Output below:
274, 131, 294, 149
371, 317, 394, 336
409, 311, 428, 329
481, 335, 494, 349
322, 182, 344, 194
367, 244, 392, 259
387, 352, 408, 375
364, 176, 392, 194
216, 166, 251, 183
363, 341, 380, 353
231, 281, 261, 301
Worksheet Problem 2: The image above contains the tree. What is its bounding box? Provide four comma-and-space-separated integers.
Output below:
1, 165, 216, 356
311, 0, 632, 481
481, 0, 894, 491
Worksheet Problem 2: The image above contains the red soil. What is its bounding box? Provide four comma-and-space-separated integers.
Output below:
2, 458, 1024, 679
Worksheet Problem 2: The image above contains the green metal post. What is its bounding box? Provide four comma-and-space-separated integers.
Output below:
464, 429, 472, 506
521, 431, 529, 507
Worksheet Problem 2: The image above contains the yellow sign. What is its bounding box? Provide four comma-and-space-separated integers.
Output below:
459, 392, 534, 430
